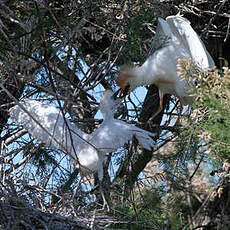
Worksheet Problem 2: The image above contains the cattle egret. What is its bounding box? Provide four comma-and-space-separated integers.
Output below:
10, 90, 156, 182
116, 15, 215, 120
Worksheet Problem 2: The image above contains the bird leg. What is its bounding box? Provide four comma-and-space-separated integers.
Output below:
175, 99, 183, 125
146, 94, 164, 128
96, 162, 111, 212
99, 182, 111, 212
149, 96, 164, 122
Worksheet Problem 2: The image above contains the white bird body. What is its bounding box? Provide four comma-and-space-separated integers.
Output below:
132, 43, 193, 105
10, 90, 156, 181
116, 15, 215, 118
91, 90, 155, 152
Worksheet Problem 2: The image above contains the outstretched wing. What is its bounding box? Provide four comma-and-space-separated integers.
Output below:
166, 15, 215, 69
131, 125, 156, 150
10, 99, 88, 153
91, 119, 156, 153
92, 89, 156, 153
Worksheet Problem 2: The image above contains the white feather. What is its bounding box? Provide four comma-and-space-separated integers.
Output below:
166, 15, 215, 69
117, 15, 215, 110
10, 90, 156, 181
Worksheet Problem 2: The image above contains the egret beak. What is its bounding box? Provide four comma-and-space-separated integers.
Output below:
111, 88, 121, 100
119, 84, 130, 97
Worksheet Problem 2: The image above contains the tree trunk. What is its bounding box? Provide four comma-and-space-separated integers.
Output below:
116, 85, 171, 196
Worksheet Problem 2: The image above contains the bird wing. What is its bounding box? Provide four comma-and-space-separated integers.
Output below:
91, 119, 156, 153
10, 99, 88, 154
94, 89, 155, 153
156, 17, 172, 38
166, 15, 215, 69
152, 17, 172, 50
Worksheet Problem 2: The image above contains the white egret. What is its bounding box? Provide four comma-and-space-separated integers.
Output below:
10, 90, 156, 182
116, 15, 215, 120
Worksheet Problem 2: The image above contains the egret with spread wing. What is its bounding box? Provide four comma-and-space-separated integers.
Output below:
116, 15, 215, 120
10, 90, 156, 182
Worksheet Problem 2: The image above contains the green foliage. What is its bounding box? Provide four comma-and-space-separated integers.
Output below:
1, 1, 229, 229
180, 61, 230, 162
122, 3, 157, 63
23, 144, 60, 176
110, 183, 186, 229
117, 62, 230, 230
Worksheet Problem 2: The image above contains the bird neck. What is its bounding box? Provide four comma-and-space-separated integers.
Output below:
101, 109, 115, 121
132, 61, 156, 86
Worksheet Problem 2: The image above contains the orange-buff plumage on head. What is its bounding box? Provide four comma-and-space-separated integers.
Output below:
115, 15, 215, 121
116, 64, 136, 96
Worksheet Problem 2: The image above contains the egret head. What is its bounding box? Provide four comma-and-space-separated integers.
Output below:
116, 64, 137, 97
100, 90, 121, 118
